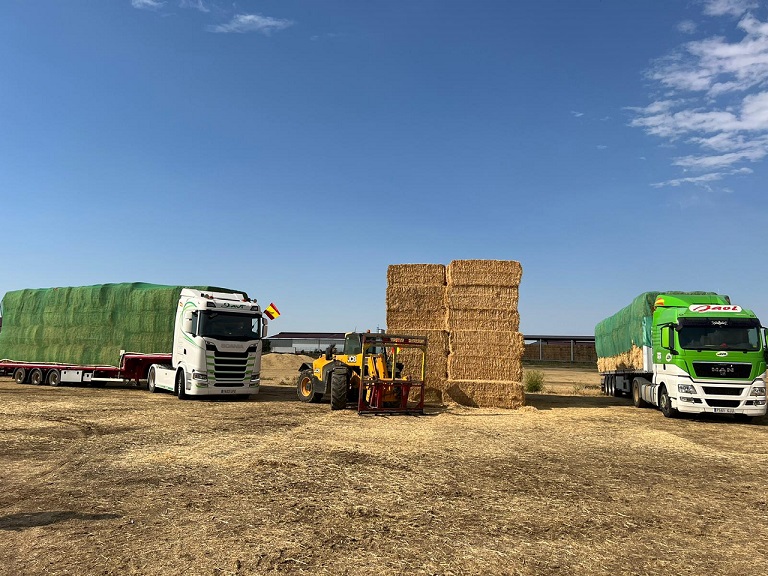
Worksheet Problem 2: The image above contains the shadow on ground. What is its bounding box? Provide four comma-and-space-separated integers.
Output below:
0, 511, 120, 531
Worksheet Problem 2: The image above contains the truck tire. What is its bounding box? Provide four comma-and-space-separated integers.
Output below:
632, 378, 647, 408
147, 366, 159, 393
29, 368, 43, 386
176, 369, 189, 400
13, 368, 26, 385
659, 385, 677, 418
330, 366, 348, 411
47, 369, 61, 387
297, 370, 322, 403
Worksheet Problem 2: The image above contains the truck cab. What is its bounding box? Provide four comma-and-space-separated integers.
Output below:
148, 289, 267, 398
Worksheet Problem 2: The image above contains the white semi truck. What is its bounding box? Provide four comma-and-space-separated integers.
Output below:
0, 284, 267, 399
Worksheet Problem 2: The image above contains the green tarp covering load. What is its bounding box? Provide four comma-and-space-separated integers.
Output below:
0, 283, 235, 366
594, 292, 659, 360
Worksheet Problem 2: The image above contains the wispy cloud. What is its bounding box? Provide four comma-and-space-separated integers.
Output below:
570, 110, 584, 118
208, 14, 293, 34
628, 3, 768, 189
678, 20, 698, 34
179, 0, 208, 12
132, 0, 165, 9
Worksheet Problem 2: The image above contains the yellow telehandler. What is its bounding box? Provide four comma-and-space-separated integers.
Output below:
296, 332, 427, 414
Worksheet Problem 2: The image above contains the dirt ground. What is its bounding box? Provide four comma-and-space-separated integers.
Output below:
1, 354, 767, 576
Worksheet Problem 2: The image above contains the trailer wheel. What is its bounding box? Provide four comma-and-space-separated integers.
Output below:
659, 385, 677, 418
13, 368, 26, 385
330, 366, 348, 410
297, 370, 322, 403
47, 369, 61, 387
29, 368, 43, 386
176, 369, 189, 400
147, 366, 159, 393
632, 379, 647, 408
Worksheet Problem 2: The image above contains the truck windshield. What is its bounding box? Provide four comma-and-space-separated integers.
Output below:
198, 311, 261, 341
678, 325, 760, 351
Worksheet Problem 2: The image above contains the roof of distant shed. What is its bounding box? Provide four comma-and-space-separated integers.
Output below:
268, 332, 346, 340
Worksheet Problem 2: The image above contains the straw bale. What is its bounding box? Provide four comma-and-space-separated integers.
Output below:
445, 285, 519, 311
446, 309, 520, 332
386, 309, 447, 331
387, 264, 446, 287
449, 330, 525, 357
447, 353, 523, 382
386, 285, 446, 313
446, 260, 523, 287
444, 380, 525, 409
597, 345, 644, 372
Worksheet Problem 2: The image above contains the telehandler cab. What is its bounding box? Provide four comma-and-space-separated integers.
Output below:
296, 332, 427, 414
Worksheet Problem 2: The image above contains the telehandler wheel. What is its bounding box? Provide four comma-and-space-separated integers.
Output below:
29, 369, 43, 386
13, 368, 27, 385
659, 385, 677, 418
632, 378, 647, 408
296, 370, 323, 403
47, 369, 61, 387
330, 366, 348, 410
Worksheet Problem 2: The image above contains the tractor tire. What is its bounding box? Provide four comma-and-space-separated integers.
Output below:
296, 370, 322, 403
330, 366, 348, 411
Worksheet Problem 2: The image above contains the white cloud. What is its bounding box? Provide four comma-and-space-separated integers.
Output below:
570, 110, 584, 117
678, 20, 698, 34
179, 0, 209, 12
702, 0, 758, 18
630, 7, 768, 190
132, 0, 165, 9
209, 14, 293, 34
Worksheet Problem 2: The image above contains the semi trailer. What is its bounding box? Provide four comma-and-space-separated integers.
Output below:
595, 292, 767, 421
0, 283, 267, 399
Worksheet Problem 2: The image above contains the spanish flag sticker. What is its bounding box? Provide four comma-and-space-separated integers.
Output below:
264, 303, 280, 320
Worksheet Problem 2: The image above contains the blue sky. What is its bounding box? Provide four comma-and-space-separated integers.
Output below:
2, 0, 768, 336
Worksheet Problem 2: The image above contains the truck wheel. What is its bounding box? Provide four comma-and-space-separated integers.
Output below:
632, 379, 647, 408
147, 366, 159, 393
47, 370, 61, 387
29, 369, 43, 386
659, 385, 677, 418
13, 368, 27, 385
176, 369, 189, 400
297, 370, 322, 403
330, 366, 348, 410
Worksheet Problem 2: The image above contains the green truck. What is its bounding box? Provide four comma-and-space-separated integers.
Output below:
595, 292, 767, 421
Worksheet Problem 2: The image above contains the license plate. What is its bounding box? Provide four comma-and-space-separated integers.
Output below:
220, 389, 236, 394
713, 407, 735, 413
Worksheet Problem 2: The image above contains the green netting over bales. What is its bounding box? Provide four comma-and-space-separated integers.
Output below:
0, 283, 239, 366
594, 291, 723, 359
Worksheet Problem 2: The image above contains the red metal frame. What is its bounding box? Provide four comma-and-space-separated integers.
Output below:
356, 333, 427, 415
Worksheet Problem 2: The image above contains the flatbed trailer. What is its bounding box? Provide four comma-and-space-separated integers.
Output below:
0, 352, 172, 387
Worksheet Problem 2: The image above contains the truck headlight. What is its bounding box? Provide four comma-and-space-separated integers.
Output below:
750, 386, 766, 396
192, 372, 208, 382
678, 384, 696, 395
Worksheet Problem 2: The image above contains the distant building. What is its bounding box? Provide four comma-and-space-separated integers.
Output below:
267, 332, 346, 354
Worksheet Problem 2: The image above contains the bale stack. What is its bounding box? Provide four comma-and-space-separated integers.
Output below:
385, 265, 449, 402
444, 260, 525, 409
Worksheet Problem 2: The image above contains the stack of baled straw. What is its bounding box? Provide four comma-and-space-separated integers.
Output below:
385, 264, 449, 403
386, 260, 525, 409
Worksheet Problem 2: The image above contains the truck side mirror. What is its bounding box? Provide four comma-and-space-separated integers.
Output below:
182, 311, 194, 334
261, 324, 269, 339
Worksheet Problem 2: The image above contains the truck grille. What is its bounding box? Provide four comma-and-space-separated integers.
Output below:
705, 399, 741, 408
701, 386, 743, 396
207, 350, 250, 386
692, 362, 752, 379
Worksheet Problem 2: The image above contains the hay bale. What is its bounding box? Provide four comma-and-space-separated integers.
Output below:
446, 260, 523, 287
386, 309, 448, 331
446, 308, 520, 333
447, 354, 523, 382
444, 380, 524, 409
387, 264, 446, 286
596, 345, 644, 373
444, 285, 519, 311
386, 285, 446, 313
389, 330, 448, 395
449, 330, 525, 357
